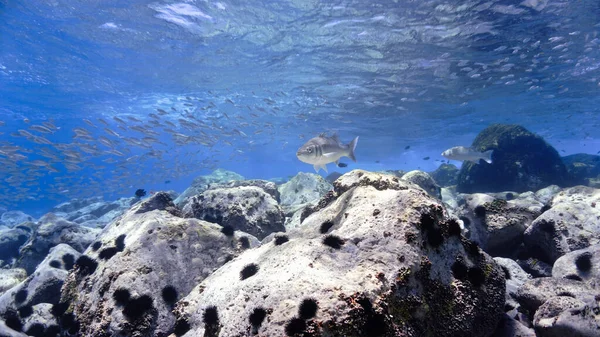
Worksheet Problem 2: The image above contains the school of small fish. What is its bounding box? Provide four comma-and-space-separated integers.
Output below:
2, 0, 600, 211
0, 91, 317, 209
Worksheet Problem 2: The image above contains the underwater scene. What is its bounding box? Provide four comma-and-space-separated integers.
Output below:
1, 0, 600, 336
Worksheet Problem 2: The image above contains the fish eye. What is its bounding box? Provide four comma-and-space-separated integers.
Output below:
307, 148, 312, 153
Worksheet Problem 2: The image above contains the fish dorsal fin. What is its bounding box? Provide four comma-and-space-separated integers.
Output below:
330, 133, 340, 144
318, 132, 327, 137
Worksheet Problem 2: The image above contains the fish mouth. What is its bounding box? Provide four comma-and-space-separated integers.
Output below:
296, 154, 312, 164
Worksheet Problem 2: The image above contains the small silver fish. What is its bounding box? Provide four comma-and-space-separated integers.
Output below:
441, 146, 493, 164
296, 133, 358, 173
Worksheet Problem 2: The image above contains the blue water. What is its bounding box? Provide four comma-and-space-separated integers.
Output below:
1, 0, 599, 216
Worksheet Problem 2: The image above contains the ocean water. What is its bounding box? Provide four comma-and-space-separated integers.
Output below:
0, 0, 599, 215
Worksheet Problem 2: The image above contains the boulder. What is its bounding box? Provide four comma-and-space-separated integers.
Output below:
284, 203, 308, 232
0, 212, 34, 228
0, 320, 28, 337
15, 214, 99, 274
401, 170, 442, 199
211, 179, 280, 202
534, 185, 562, 206
174, 169, 243, 208
517, 258, 553, 278
174, 170, 506, 337
494, 257, 531, 317
268, 177, 288, 185
20, 303, 59, 337
523, 186, 600, 264
562, 153, 600, 186
71, 214, 97, 224
381, 169, 406, 178
51, 197, 136, 228
457, 124, 569, 193
533, 295, 600, 337
182, 186, 285, 240
493, 257, 531, 293
552, 244, 600, 284
0, 269, 27, 295
456, 194, 541, 257
278, 172, 333, 210
58, 192, 258, 337
516, 277, 597, 317
441, 186, 459, 210
491, 314, 536, 337
51, 197, 103, 214
589, 178, 600, 188
71, 202, 120, 220
0, 227, 31, 263
324, 171, 343, 184
429, 163, 459, 187
133, 191, 181, 217
0, 244, 80, 336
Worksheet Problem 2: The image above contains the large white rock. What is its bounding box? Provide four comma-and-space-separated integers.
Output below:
175, 170, 506, 337
278, 172, 333, 210
524, 186, 600, 263
174, 169, 244, 208
59, 192, 259, 337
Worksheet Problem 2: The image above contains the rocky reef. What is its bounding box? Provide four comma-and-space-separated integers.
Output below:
175, 170, 504, 336
456, 124, 569, 193
0, 168, 599, 337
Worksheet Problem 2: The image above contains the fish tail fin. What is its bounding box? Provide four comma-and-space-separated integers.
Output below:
483, 150, 493, 164
347, 136, 359, 162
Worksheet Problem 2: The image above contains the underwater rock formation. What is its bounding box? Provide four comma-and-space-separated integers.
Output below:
457, 124, 569, 193
401, 170, 442, 199
0, 244, 79, 336
51, 196, 137, 228
491, 313, 536, 337
516, 277, 600, 337
278, 172, 333, 212
455, 192, 542, 257
0, 227, 31, 264
2, 170, 599, 337
174, 170, 506, 337
0, 212, 34, 229
0, 269, 27, 295
562, 153, 600, 186
493, 257, 531, 318
51, 197, 104, 213
182, 186, 285, 240
0, 320, 28, 337
211, 179, 280, 202
552, 244, 600, 285
532, 294, 600, 337
516, 277, 597, 317
15, 214, 100, 274
174, 169, 244, 208
278, 172, 333, 230
523, 186, 600, 264
429, 163, 459, 187
324, 171, 343, 184
58, 192, 258, 337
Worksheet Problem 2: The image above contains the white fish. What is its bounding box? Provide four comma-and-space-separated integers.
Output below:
296, 133, 358, 173
441, 146, 493, 164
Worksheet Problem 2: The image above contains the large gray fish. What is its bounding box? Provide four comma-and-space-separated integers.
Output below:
441, 146, 493, 164
296, 133, 358, 173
